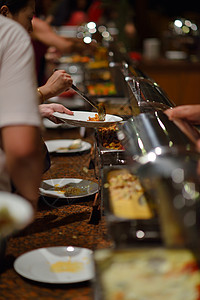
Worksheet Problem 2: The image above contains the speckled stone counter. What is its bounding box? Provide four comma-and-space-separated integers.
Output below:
0, 127, 112, 300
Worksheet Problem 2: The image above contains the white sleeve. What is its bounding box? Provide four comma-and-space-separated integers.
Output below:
0, 19, 41, 128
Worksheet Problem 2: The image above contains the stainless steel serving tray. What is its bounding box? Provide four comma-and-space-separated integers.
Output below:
94, 128, 126, 167
101, 165, 161, 247
118, 110, 199, 159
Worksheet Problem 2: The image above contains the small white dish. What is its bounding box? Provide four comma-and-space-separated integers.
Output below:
53, 111, 123, 128
14, 246, 94, 284
42, 118, 76, 129
0, 192, 34, 237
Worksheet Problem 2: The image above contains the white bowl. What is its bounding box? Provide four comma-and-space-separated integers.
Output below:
0, 192, 34, 237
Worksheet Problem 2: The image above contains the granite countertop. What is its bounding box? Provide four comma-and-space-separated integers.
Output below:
0, 126, 112, 300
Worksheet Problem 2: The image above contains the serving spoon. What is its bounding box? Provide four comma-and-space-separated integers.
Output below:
71, 84, 106, 121
53, 68, 106, 121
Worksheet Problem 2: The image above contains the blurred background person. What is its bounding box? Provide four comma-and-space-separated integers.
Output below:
32, 0, 97, 85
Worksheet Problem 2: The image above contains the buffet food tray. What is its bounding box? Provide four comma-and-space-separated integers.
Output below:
101, 165, 161, 247
94, 126, 127, 168
93, 247, 200, 300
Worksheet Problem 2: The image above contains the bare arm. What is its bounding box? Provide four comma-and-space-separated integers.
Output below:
31, 18, 97, 55
165, 105, 200, 125
38, 70, 73, 102
2, 125, 44, 209
31, 17, 74, 53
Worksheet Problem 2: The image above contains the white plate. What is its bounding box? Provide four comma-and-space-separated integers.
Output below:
14, 246, 94, 284
43, 118, 76, 129
53, 111, 123, 128
39, 178, 98, 199
45, 139, 91, 154
0, 192, 34, 237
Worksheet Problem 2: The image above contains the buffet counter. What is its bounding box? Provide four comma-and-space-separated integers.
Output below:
1, 39, 200, 299
0, 127, 112, 300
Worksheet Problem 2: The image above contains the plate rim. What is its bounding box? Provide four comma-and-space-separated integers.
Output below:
39, 178, 99, 199
14, 246, 94, 284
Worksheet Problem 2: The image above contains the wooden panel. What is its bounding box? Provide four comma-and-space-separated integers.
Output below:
139, 59, 200, 106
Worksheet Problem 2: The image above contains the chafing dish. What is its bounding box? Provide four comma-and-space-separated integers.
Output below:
101, 165, 161, 247
93, 246, 200, 300
94, 124, 126, 172
135, 147, 200, 252
117, 108, 200, 252
118, 110, 198, 160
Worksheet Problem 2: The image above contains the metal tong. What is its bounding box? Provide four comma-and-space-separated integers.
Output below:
71, 84, 106, 121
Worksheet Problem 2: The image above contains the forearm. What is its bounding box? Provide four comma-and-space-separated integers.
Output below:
8, 154, 43, 209
2, 126, 44, 209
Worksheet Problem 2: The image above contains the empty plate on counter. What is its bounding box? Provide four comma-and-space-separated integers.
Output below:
45, 139, 91, 154
39, 178, 99, 199
14, 246, 94, 284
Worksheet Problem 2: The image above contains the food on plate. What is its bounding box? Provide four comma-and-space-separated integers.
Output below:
53, 184, 83, 196
94, 248, 200, 300
105, 168, 153, 219
87, 114, 100, 121
0, 207, 14, 234
66, 139, 82, 150
50, 260, 83, 273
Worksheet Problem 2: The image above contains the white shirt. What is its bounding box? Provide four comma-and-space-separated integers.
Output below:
0, 16, 41, 191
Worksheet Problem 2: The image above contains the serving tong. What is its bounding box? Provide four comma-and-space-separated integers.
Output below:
71, 84, 106, 121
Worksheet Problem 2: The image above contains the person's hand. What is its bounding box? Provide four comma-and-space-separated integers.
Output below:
39, 103, 73, 123
165, 105, 200, 125
67, 37, 98, 55
45, 46, 61, 63
39, 70, 73, 101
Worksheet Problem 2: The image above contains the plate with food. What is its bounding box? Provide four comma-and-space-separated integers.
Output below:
53, 111, 123, 128
45, 139, 91, 154
39, 178, 99, 199
14, 246, 94, 284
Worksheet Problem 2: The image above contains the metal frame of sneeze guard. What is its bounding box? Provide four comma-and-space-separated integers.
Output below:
134, 146, 200, 261
117, 110, 197, 161
125, 75, 175, 111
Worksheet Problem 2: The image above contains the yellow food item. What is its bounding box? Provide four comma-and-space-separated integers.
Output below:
106, 169, 153, 219
50, 261, 83, 273
54, 184, 83, 195
95, 248, 200, 300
